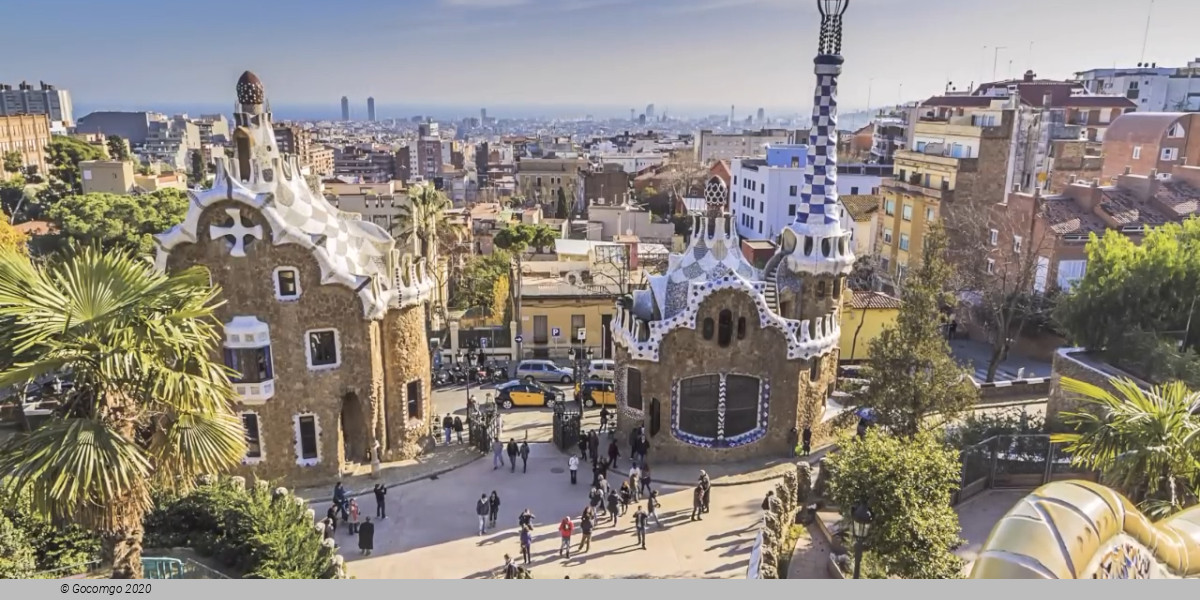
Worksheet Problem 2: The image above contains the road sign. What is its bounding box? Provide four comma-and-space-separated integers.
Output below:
480, 338, 488, 348
552, 327, 562, 338
515, 335, 523, 344
577, 328, 587, 341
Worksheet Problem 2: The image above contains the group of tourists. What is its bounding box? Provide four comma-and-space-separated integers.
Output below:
441, 413, 465, 445
491, 438, 532, 472
322, 481, 389, 556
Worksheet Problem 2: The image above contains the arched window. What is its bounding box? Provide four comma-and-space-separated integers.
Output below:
816, 280, 827, 298
717, 310, 733, 347
678, 375, 721, 439
702, 317, 714, 340
810, 355, 822, 381
737, 317, 747, 340
675, 374, 766, 446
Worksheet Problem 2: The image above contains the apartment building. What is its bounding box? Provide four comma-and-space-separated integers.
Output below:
694, 128, 794, 163
1076, 59, 1200, 112
1100, 112, 1200, 181
0, 114, 51, 181
75, 111, 161, 146
0, 81, 74, 130
333, 144, 396, 183
515, 157, 583, 212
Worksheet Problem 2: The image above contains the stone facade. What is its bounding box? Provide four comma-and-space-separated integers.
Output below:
157, 72, 434, 488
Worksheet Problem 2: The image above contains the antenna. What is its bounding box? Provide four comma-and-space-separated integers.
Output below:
1139, 0, 1156, 64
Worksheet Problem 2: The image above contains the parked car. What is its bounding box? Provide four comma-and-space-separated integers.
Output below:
578, 379, 616, 408
586, 359, 616, 380
515, 359, 574, 384
495, 379, 562, 409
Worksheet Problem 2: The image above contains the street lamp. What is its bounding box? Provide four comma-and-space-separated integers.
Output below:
851, 502, 873, 579
458, 343, 479, 413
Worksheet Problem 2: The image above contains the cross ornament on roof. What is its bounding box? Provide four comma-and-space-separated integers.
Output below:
209, 208, 262, 258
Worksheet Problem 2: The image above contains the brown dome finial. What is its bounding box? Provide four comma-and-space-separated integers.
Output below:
236, 71, 265, 105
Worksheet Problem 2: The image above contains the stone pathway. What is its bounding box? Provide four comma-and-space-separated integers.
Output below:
295, 443, 481, 504
787, 523, 832, 579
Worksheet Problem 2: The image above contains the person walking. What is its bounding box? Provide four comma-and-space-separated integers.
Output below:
628, 463, 641, 502
588, 431, 600, 467
506, 439, 519, 473
442, 413, 454, 445
326, 504, 339, 532
358, 517, 375, 556
633, 505, 648, 550
488, 491, 501, 529
802, 426, 812, 456
606, 488, 620, 526
453, 415, 465, 444
519, 440, 531, 473
519, 526, 533, 564
503, 554, 519, 579
578, 507, 594, 553
690, 485, 704, 521
599, 406, 610, 431
647, 490, 663, 527
577, 435, 589, 462
372, 484, 387, 519
518, 508, 536, 530
476, 494, 490, 536
348, 498, 360, 535
699, 470, 711, 514
598, 473, 610, 498
607, 439, 620, 469
568, 454, 579, 485
640, 463, 652, 496
762, 490, 775, 511
637, 433, 649, 464
492, 437, 505, 469
619, 481, 632, 516
598, 458, 610, 484
322, 517, 335, 542
332, 482, 349, 521
558, 516, 574, 559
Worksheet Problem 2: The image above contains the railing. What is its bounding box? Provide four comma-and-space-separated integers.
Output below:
33, 557, 231, 579
954, 434, 1096, 505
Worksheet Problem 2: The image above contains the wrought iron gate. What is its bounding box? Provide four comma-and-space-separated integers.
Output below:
468, 401, 501, 453
552, 399, 582, 451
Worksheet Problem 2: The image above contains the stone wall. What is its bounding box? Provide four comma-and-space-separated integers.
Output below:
381, 304, 434, 460
1047, 348, 1131, 421
167, 200, 382, 487
615, 289, 837, 463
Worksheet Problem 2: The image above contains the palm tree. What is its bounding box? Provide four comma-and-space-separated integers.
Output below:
0, 247, 246, 578
395, 183, 457, 260
1051, 376, 1200, 518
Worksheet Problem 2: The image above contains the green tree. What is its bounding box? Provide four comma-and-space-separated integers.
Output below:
555, 187, 569, 219
1051, 376, 1200, 518
190, 149, 206, 182
105, 135, 131, 162
0, 214, 29, 255
3, 151, 22, 175
44, 189, 188, 255
0, 513, 37, 579
44, 136, 107, 197
452, 250, 511, 313
825, 431, 965, 579
858, 225, 977, 436
0, 247, 246, 578
395, 183, 456, 259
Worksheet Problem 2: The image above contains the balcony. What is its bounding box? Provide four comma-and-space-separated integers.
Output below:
882, 177, 951, 201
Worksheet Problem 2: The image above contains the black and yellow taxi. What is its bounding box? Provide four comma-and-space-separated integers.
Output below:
495, 379, 561, 409
578, 379, 616, 408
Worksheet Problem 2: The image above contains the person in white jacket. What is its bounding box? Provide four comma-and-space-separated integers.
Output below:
568, 454, 580, 485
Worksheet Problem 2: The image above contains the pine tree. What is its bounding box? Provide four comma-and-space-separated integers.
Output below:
555, 187, 569, 219
190, 149, 206, 182
859, 225, 977, 437
105, 135, 130, 162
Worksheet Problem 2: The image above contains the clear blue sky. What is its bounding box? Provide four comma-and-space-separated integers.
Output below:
3, 0, 1198, 116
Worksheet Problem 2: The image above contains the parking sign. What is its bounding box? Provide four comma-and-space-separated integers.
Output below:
552, 327, 561, 338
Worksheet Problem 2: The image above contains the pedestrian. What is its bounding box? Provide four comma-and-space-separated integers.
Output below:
599, 458, 610, 482
503, 554, 519, 579
690, 485, 704, 521
588, 431, 600, 467
578, 508, 594, 553
373, 483, 387, 519
633, 505, 648, 550
589, 484, 604, 515
606, 488, 620, 526
492, 437, 505, 469
648, 490, 663, 527
488, 491, 501, 528
519, 526, 533, 564
558, 516, 574, 558
640, 463, 652, 496
619, 481, 632, 515
628, 426, 640, 463
506, 439, 519, 473
802, 426, 812, 456
453, 415, 464, 443
762, 490, 775, 511
326, 503, 339, 531
628, 463, 641, 502
358, 517, 375, 556
788, 426, 799, 458
607, 439, 619, 469
577, 435, 589, 462
700, 471, 711, 514
599, 473, 610, 498
948, 318, 958, 340
519, 440, 530, 473
348, 498, 360, 535
599, 406, 610, 431
443, 413, 454, 445
322, 517, 335, 541
568, 454, 579, 485
332, 481, 349, 521
518, 508, 536, 530
637, 434, 650, 463
476, 493, 490, 536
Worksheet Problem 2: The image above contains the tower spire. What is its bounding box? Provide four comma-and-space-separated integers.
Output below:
794, 0, 849, 235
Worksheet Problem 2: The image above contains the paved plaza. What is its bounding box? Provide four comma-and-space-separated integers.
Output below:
321, 442, 778, 579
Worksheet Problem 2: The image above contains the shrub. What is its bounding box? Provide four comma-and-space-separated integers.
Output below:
0, 513, 36, 578
0, 488, 100, 576
943, 408, 1046, 450
144, 479, 335, 579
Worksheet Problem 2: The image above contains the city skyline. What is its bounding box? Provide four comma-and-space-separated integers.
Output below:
3, 0, 1198, 117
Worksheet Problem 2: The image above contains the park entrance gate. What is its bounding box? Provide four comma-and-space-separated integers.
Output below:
552, 399, 582, 452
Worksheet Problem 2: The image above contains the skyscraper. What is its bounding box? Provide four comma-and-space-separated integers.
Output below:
481, 108, 487, 122
340, 96, 350, 121
729, 105, 735, 127
367, 97, 376, 122
646, 104, 655, 120
757, 107, 766, 124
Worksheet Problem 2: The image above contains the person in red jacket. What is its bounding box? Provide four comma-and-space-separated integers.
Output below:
558, 516, 574, 559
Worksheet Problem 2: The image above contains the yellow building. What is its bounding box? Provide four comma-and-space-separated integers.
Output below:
839, 290, 901, 361
1, 114, 51, 182
80, 160, 187, 195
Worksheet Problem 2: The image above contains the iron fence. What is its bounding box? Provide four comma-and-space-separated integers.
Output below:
954, 434, 1096, 505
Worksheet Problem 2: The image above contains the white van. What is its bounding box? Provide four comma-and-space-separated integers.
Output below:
586, 359, 616, 380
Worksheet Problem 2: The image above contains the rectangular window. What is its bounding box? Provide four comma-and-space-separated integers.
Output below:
883, 230, 893, 245
242, 413, 262, 459
789, 185, 798, 196
298, 415, 318, 460
850, 186, 859, 194
626, 367, 643, 411
989, 228, 999, 246
925, 207, 935, 222
275, 268, 299, 299
986, 258, 995, 274
1013, 235, 1023, 254
788, 204, 797, 216
902, 204, 913, 221
732, 176, 737, 184
407, 379, 421, 419
306, 329, 339, 368
1132, 146, 1142, 159
571, 314, 585, 337
899, 233, 910, 251
1056, 259, 1087, 289
533, 315, 548, 344
1162, 147, 1179, 161
224, 346, 273, 384
884, 199, 895, 216
758, 222, 763, 234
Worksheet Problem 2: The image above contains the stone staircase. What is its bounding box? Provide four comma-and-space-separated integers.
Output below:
763, 262, 780, 311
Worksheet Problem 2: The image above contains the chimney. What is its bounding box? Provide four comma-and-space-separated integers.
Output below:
1124, 165, 1132, 175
